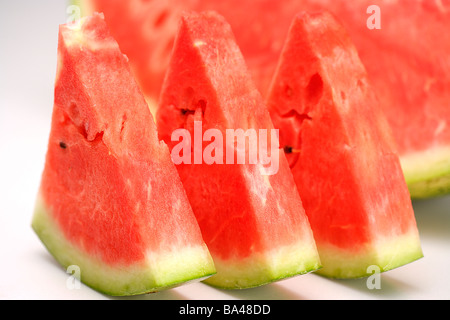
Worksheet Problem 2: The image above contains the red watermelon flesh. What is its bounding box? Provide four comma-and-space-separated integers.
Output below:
156, 11, 321, 289
266, 12, 423, 278
32, 13, 215, 296
288, 0, 450, 199
76, 0, 293, 114
79, 0, 450, 198
74, 0, 198, 113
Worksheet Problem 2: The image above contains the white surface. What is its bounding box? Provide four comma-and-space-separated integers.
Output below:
1, 1, 449, 300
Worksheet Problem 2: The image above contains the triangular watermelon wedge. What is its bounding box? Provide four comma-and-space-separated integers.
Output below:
32, 13, 215, 296
156, 11, 321, 289
78, 0, 450, 199
266, 12, 423, 278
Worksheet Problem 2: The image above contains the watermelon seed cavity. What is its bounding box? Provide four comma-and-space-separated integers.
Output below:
306, 73, 323, 107
181, 108, 195, 116
120, 113, 127, 140
284, 146, 301, 154
284, 84, 293, 98
154, 10, 169, 28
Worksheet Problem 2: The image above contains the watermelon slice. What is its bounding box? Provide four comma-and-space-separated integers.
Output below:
32, 13, 215, 296
155, 11, 321, 289
304, 0, 450, 199
77, 0, 450, 199
266, 11, 423, 278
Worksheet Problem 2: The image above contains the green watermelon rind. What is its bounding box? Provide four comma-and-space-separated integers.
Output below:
203, 243, 322, 289
315, 230, 423, 279
401, 146, 450, 199
32, 196, 216, 296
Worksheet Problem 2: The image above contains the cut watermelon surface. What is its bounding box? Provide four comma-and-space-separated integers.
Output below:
156, 11, 321, 289
32, 13, 215, 296
266, 12, 423, 278
311, 0, 450, 199
78, 0, 450, 198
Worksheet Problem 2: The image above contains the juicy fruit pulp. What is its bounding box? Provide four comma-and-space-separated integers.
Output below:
266, 12, 423, 278
318, 0, 450, 199
156, 11, 321, 289
79, 0, 450, 198
32, 14, 215, 296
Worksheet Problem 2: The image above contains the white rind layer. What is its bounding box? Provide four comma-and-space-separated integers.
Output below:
315, 230, 423, 279
401, 145, 450, 198
32, 195, 216, 296
203, 241, 322, 289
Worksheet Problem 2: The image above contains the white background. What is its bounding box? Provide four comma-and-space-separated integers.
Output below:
1, 1, 449, 300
